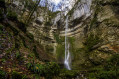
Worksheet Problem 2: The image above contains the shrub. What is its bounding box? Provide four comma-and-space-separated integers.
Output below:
7, 10, 17, 21
54, 33, 65, 44
84, 34, 101, 52
26, 62, 60, 78
0, 70, 7, 79
11, 71, 27, 79
88, 54, 119, 79
44, 62, 60, 78
1, 58, 6, 64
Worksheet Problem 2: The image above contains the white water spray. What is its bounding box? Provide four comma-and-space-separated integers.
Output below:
64, 16, 71, 70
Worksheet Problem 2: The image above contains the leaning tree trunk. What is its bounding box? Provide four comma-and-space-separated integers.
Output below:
25, 0, 41, 25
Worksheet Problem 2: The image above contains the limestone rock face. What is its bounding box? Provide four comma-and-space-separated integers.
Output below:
53, 0, 119, 68
35, 16, 44, 25
70, 0, 92, 21
7, 0, 119, 66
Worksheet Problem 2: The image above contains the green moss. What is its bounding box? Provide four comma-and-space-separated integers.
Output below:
54, 33, 65, 44
68, 37, 76, 58
56, 44, 65, 60
86, 54, 119, 79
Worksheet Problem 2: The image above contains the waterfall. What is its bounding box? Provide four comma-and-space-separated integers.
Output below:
64, 16, 71, 70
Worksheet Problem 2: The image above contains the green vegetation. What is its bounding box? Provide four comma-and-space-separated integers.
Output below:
54, 33, 65, 60
83, 33, 101, 52
60, 69, 79, 78
54, 33, 65, 44
15, 51, 24, 63
0, 70, 27, 79
56, 44, 65, 60
90, 8, 99, 29
7, 9, 18, 21
0, 70, 7, 79
27, 62, 60, 78
88, 54, 119, 79
67, 6, 75, 17
19, 35, 27, 48
68, 37, 75, 53
26, 32, 34, 42
11, 71, 27, 79
33, 45, 39, 58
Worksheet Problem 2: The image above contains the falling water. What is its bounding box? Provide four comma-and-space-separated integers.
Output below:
64, 16, 71, 70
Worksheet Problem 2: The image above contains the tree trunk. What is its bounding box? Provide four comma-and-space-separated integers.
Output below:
25, 0, 41, 25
